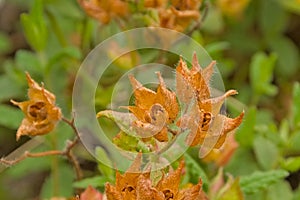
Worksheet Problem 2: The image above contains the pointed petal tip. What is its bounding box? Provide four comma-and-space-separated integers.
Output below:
10, 99, 19, 106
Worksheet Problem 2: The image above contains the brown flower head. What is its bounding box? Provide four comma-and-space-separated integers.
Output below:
125, 72, 179, 142
78, 0, 129, 24
105, 154, 207, 200
159, 0, 202, 31
176, 53, 244, 149
11, 72, 62, 141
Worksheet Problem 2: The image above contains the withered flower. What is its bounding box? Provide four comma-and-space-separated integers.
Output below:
105, 154, 207, 200
78, 0, 128, 24
176, 53, 244, 148
11, 72, 62, 141
125, 72, 179, 142
159, 0, 202, 31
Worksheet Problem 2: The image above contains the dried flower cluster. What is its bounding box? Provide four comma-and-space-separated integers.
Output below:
11, 72, 62, 141
105, 154, 207, 200
98, 54, 244, 155
78, 0, 202, 31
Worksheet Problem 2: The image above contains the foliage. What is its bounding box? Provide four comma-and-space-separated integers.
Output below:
0, 0, 300, 199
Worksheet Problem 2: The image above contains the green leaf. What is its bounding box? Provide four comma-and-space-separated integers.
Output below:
97, 110, 137, 136
250, 52, 278, 98
292, 82, 300, 129
259, 0, 287, 37
184, 153, 209, 191
281, 156, 300, 172
235, 107, 256, 147
270, 36, 299, 78
20, 0, 47, 51
73, 176, 109, 188
40, 162, 74, 198
0, 75, 23, 102
15, 50, 42, 73
253, 136, 279, 170
278, 0, 300, 15
218, 178, 244, 200
240, 169, 289, 194
46, 46, 82, 70
0, 105, 23, 129
95, 147, 114, 181
0, 32, 11, 53
112, 131, 141, 152
266, 180, 293, 200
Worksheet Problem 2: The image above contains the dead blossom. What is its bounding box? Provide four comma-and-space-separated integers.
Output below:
11, 72, 62, 141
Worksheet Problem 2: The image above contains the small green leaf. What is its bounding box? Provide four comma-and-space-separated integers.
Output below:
240, 169, 289, 194
259, 0, 287, 37
20, 0, 47, 51
112, 131, 140, 152
73, 176, 109, 188
281, 156, 300, 172
270, 36, 299, 78
97, 110, 137, 136
292, 82, 300, 129
184, 153, 209, 191
235, 107, 256, 147
266, 180, 293, 200
253, 136, 279, 170
15, 50, 42, 73
0, 105, 23, 129
95, 147, 114, 181
40, 163, 74, 198
250, 52, 278, 98
0, 32, 11, 53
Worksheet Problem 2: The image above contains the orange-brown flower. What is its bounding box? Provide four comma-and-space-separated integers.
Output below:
11, 72, 62, 141
159, 0, 202, 31
176, 53, 244, 149
78, 0, 129, 24
125, 72, 179, 142
105, 154, 207, 200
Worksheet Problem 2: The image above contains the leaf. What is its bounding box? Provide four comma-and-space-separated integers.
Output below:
73, 176, 109, 188
250, 52, 278, 97
0, 75, 23, 102
281, 156, 300, 173
20, 0, 47, 51
240, 169, 289, 194
279, 0, 300, 15
259, 0, 287, 37
0, 105, 23, 129
266, 180, 293, 200
15, 50, 42, 73
184, 153, 209, 191
235, 107, 256, 147
218, 178, 244, 200
0, 32, 11, 53
80, 186, 103, 200
97, 110, 137, 136
253, 136, 279, 170
95, 147, 114, 181
270, 36, 299, 78
292, 82, 300, 129
40, 163, 74, 199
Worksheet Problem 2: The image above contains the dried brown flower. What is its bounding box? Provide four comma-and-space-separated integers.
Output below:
11, 72, 62, 141
78, 0, 129, 24
176, 53, 244, 148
